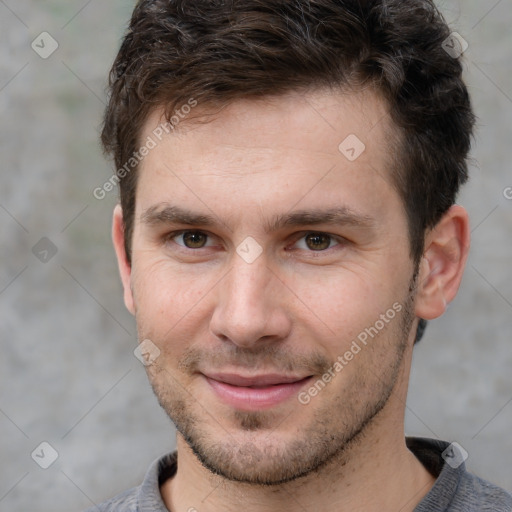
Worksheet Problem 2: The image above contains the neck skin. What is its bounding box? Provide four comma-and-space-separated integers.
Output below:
161, 344, 436, 512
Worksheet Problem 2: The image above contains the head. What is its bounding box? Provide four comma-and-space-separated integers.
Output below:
105, 0, 473, 485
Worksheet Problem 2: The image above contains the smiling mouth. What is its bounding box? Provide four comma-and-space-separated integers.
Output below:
201, 373, 314, 411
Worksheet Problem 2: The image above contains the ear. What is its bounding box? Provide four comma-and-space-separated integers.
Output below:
415, 205, 470, 320
112, 204, 135, 315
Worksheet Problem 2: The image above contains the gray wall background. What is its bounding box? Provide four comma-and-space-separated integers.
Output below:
0, 1, 511, 511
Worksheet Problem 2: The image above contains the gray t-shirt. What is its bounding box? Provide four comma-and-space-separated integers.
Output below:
85, 437, 512, 511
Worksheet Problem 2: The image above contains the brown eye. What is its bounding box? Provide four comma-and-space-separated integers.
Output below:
181, 231, 208, 248
304, 233, 332, 251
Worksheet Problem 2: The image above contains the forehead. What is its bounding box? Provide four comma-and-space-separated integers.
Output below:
142, 88, 393, 161
134, 88, 402, 229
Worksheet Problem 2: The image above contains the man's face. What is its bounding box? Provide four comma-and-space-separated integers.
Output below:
124, 89, 418, 484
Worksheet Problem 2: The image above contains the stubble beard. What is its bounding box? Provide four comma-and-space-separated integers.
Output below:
142, 287, 416, 486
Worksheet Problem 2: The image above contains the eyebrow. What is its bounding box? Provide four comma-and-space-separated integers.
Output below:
140, 203, 376, 232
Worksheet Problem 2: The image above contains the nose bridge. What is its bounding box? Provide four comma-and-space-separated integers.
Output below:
210, 252, 288, 346
225, 253, 272, 322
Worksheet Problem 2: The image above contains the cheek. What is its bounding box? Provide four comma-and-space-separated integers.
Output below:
287, 266, 406, 357
131, 258, 213, 336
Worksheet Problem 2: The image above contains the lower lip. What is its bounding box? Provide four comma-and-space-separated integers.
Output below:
204, 376, 312, 411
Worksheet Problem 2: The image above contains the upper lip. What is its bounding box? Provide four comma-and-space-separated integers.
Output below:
202, 372, 311, 387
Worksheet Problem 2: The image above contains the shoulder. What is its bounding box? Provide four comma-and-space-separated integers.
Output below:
408, 437, 512, 512
83, 486, 140, 512
453, 471, 512, 511
82, 451, 178, 512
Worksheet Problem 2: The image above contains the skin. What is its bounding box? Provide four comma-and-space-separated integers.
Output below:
112, 88, 470, 512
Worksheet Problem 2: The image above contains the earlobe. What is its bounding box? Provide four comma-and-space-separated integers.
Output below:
414, 205, 470, 321
112, 204, 136, 315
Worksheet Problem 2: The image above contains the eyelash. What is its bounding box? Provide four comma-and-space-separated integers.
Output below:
164, 230, 346, 254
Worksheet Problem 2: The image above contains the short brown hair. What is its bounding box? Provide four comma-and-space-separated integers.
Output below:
101, 0, 475, 342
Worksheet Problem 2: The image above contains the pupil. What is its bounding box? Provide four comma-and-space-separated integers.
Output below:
306, 233, 330, 251
184, 232, 206, 248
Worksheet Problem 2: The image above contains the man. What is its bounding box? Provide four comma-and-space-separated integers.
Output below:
89, 0, 512, 510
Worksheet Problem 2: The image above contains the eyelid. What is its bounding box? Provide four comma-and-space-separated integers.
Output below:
165, 229, 217, 248
288, 231, 346, 252
164, 229, 346, 253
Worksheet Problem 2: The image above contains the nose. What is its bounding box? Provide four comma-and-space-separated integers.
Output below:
209, 253, 292, 348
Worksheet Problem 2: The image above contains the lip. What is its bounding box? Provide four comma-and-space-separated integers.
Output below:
202, 372, 313, 411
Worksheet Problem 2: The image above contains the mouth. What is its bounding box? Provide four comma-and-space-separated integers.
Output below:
201, 372, 314, 410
